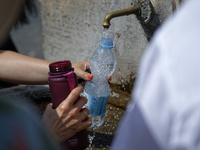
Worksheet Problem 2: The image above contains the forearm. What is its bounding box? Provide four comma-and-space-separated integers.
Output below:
0, 50, 51, 85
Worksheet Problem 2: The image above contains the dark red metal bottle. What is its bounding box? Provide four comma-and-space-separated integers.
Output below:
48, 60, 88, 150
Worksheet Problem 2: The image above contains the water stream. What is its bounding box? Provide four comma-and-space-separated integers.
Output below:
117, 67, 126, 91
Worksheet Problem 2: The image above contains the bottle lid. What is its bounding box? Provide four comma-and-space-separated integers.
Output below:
49, 60, 73, 73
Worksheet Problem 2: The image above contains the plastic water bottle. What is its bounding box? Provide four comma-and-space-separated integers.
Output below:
84, 29, 116, 127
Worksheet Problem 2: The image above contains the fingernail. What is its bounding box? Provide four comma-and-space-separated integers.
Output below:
109, 76, 112, 81
87, 74, 93, 79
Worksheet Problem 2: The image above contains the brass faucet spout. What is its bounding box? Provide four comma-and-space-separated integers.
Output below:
102, 4, 140, 28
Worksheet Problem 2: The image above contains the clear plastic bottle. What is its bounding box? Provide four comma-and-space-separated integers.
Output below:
84, 29, 116, 127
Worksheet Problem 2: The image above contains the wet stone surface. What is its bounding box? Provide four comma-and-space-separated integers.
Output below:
0, 85, 131, 149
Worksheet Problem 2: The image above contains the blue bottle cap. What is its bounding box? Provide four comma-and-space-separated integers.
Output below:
99, 38, 113, 49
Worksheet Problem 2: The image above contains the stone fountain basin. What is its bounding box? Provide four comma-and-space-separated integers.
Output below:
0, 85, 131, 149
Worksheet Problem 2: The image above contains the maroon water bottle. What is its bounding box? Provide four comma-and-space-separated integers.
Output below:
48, 60, 88, 150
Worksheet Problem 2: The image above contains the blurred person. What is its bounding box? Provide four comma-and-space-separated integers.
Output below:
0, 94, 62, 150
111, 0, 200, 149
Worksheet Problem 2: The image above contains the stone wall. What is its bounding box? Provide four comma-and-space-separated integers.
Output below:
39, 0, 182, 88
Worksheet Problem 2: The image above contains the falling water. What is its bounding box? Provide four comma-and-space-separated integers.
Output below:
88, 131, 96, 150
117, 67, 126, 91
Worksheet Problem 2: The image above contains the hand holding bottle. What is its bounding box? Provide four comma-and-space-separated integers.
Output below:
72, 61, 93, 81
41, 85, 92, 142
46, 60, 91, 150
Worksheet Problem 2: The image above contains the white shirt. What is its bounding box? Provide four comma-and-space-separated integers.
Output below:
111, 0, 200, 149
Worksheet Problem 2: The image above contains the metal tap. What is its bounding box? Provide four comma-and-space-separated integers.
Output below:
102, 0, 152, 28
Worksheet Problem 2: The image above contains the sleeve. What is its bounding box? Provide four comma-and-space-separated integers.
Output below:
169, 106, 200, 150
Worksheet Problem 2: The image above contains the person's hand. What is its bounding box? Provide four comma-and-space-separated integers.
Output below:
72, 61, 93, 81
41, 85, 92, 142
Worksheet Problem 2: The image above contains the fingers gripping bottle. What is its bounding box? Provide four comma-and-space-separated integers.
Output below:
48, 60, 88, 150
84, 29, 116, 127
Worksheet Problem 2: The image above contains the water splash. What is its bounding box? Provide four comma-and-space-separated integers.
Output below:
117, 67, 126, 90
88, 127, 97, 150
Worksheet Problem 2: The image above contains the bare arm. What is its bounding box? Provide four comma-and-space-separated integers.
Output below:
0, 50, 93, 85
0, 50, 50, 84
